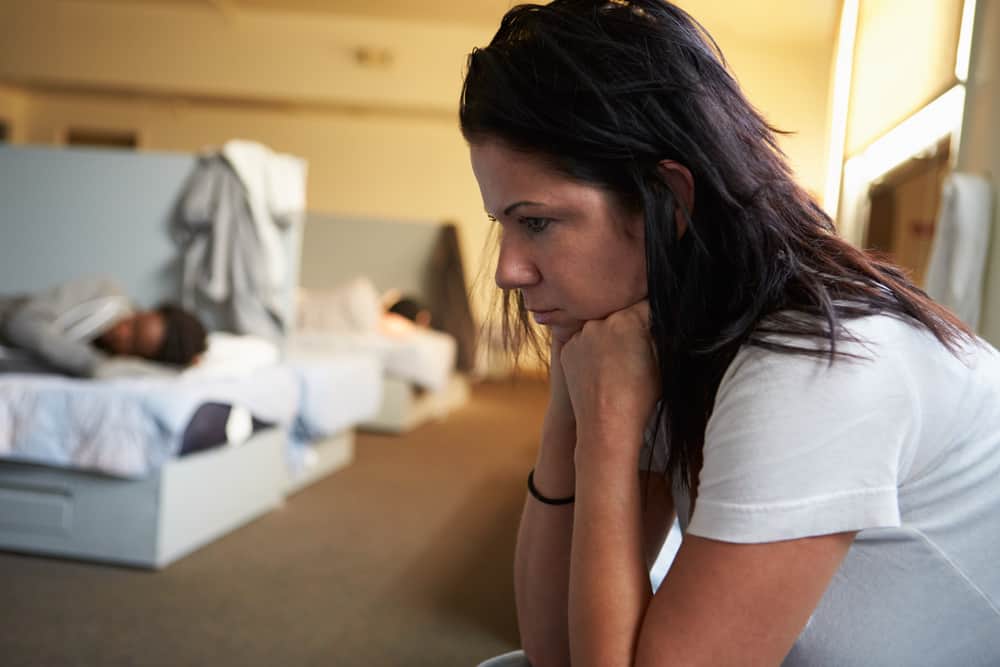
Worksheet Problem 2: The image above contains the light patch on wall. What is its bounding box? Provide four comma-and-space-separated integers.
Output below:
845, 0, 965, 156
823, 0, 859, 219
955, 0, 977, 82
840, 85, 966, 245
849, 85, 965, 181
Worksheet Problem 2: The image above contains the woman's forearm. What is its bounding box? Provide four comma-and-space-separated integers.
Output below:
514, 423, 576, 667
570, 430, 651, 667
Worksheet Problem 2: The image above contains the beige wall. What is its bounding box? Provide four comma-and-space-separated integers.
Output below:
3, 0, 498, 314
0, 1, 491, 113
0, 83, 27, 143
957, 0, 1000, 346
721, 37, 834, 198
21, 88, 495, 312
3, 0, 834, 324
673, 1, 836, 199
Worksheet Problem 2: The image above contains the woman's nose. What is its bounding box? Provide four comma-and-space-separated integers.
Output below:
495, 235, 540, 290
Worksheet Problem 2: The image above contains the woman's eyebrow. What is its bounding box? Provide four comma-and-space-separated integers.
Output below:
503, 200, 546, 216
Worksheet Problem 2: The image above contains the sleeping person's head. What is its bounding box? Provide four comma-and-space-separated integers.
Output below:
96, 304, 207, 366
387, 296, 432, 328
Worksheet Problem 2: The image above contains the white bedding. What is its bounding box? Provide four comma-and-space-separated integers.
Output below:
288, 354, 382, 442
287, 328, 456, 392
182, 332, 382, 436
0, 372, 266, 478
0, 355, 382, 478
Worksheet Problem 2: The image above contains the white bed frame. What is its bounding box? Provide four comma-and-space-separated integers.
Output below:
362, 373, 470, 434
0, 427, 360, 568
0, 429, 359, 569
0, 428, 360, 568
284, 430, 355, 495
0, 429, 287, 569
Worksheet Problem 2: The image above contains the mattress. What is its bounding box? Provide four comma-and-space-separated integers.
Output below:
287, 354, 382, 441
362, 373, 469, 434
0, 372, 208, 478
284, 354, 382, 483
287, 328, 456, 392
0, 356, 380, 479
181, 332, 381, 438
180, 335, 382, 484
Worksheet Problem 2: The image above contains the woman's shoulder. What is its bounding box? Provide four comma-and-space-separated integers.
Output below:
718, 312, 979, 414
744, 309, 990, 367
717, 310, 999, 434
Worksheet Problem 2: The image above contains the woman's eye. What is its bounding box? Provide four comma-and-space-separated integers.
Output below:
520, 217, 552, 233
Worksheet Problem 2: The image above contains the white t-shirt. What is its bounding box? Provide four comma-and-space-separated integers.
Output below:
642, 313, 1000, 665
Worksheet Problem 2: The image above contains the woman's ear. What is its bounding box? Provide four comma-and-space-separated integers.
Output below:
657, 160, 694, 237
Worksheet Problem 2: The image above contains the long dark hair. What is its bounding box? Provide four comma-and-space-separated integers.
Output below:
460, 0, 973, 488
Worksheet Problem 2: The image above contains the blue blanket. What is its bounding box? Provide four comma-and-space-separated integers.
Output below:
0, 365, 306, 478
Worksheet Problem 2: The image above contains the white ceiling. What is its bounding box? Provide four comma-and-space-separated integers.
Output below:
81, 0, 840, 44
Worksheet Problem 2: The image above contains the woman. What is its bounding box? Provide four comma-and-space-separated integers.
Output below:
463, 1, 1000, 666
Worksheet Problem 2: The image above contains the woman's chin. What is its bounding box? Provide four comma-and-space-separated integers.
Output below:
549, 322, 583, 342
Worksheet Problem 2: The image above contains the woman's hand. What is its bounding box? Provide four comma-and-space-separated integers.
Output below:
560, 300, 659, 462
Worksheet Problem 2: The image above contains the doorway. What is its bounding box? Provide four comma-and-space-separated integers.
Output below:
863, 137, 951, 287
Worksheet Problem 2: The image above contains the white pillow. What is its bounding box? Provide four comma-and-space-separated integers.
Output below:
296, 277, 381, 334
183, 332, 280, 379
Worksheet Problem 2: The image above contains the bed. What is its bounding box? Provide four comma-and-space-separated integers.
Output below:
288, 327, 464, 433
0, 338, 381, 568
179, 331, 382, 494
283, 353, 382, 494
297, 214, 476, 433
0, 429, 287, 569
0, 145, 380, 567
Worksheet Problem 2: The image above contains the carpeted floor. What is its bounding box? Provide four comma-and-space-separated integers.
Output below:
0, 379, 547, 667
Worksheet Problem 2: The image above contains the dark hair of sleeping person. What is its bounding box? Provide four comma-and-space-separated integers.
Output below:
459, 0, 973, 487
154, 303, 208, 366
388, 296, 432, 326
94, 305, 205, 367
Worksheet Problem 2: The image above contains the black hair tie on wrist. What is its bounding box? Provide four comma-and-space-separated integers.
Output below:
527, 468, 575, 505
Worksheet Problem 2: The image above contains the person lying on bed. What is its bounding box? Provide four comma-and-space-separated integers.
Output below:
0, 275, 207, 377
381, 290, 433, 336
